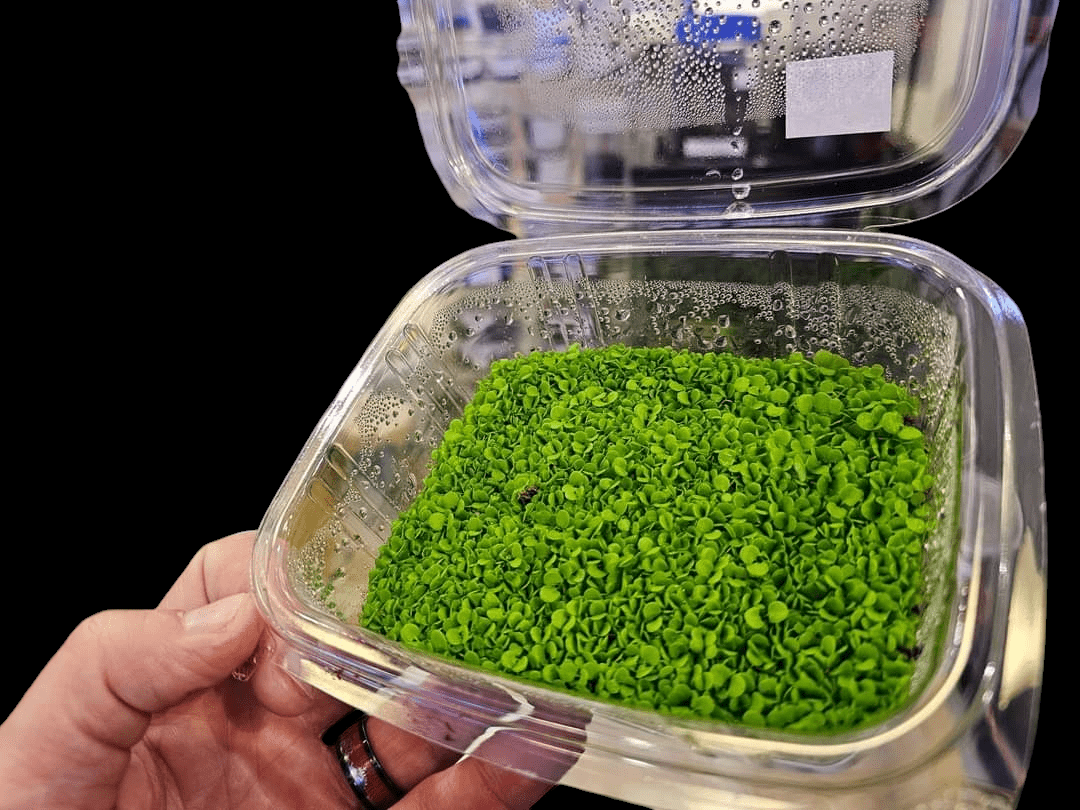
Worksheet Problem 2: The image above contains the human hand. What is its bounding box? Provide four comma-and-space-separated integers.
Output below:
331, 709, 578, 810
0, 530, 573, 809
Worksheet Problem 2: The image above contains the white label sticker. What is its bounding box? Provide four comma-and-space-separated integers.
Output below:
785, 51, 894, 139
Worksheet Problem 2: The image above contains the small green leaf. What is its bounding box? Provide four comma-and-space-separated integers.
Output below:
767, 601, 789, 623
727, 673, 747, 698
744, 606, 765, 629
747, 561, 769, 578
668, 683, 693, 705
898, 425, 923, 441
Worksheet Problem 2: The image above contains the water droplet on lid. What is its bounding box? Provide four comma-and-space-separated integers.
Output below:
732, 167, 744, 181
732, 183, 751, 200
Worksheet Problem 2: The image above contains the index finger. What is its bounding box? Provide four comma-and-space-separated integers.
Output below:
155, 530, 341, 720
157, 530, 257, 611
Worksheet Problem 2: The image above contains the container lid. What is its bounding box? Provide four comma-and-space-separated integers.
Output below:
397, 0, 1056, 236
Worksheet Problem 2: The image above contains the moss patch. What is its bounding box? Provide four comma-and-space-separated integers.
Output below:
360, 345, 932, 733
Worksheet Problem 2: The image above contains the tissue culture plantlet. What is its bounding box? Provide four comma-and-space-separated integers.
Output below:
360, 345, 934, 733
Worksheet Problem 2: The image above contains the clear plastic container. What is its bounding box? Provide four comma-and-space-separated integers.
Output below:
395, 0, 1057, 237
252, 2, 1052, 808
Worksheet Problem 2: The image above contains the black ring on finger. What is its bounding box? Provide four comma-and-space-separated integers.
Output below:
331, 711, 404, 810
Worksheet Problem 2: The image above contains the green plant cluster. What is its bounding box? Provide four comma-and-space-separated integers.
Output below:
360, 345, 933, 733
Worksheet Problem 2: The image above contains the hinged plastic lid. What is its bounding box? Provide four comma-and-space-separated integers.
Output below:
397, 0, 1056, 236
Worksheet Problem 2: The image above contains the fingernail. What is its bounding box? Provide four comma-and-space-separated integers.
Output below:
184, 592, 249, 633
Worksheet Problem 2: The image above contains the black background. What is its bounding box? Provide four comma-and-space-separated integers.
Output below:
9, 5, 1062, 808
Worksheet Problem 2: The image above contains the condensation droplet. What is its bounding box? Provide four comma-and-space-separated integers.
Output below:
724, 201, 754, 216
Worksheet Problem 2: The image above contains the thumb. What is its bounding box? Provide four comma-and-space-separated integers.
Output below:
1, 592, 262, 809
